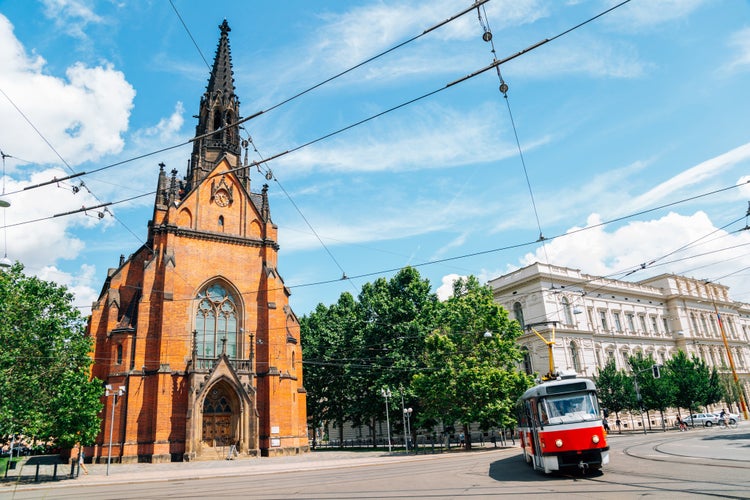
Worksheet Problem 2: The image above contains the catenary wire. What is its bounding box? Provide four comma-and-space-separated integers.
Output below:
4, 0, 629, 198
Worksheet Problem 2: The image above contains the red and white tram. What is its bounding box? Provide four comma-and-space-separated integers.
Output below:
516, 376, 609, 474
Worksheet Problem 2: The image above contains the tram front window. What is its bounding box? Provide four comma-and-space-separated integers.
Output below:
540, 392, 599, 424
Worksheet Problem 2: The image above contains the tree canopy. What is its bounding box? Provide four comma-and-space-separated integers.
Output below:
0, 263, 103, 448
301, 269, 531, 448
412, 276, 532, 446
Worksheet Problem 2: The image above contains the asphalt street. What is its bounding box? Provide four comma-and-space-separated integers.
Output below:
3, 422, 749, 494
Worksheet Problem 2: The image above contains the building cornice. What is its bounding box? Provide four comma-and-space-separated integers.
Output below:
152, 224, 280, 250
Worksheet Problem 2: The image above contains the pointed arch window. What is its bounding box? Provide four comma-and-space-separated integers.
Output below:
195, 283, 239, 359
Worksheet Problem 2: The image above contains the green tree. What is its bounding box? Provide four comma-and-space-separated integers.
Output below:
355, 267, 439, 445
594, 357, 633, 429
412, 276, 532, 449
300, 292, 362, 447
665, 350, 710, 426
627, 353, 674, 431
0, 263, 103, 448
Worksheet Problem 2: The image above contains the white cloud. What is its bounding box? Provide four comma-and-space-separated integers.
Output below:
623, 142, 750, 212
507, 37, 648, 79
604, 0, 709, 31
0, 14, 135, 167
723, 27, 750, 74
436, 273, 462, 301
41, 0, 103, 39
276, 104, 540, 176
38, 263, 99, 312
518, 210, 750, 294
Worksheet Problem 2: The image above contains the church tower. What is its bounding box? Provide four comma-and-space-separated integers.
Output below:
87, 21, 308, 462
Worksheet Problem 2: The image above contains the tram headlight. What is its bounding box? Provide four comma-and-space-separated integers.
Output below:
592, 434, 600, 444
555, 439, 563, 448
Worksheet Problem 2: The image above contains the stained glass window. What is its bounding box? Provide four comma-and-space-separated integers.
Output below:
195, 283, 239, 359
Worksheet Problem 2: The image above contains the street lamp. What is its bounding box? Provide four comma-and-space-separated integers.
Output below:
105, 384, 126, 476
403, 408, 413, 453
381, 388, 392, 453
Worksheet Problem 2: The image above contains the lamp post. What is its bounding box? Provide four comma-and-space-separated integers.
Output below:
105, 384, 126, 476
403, 407, 413, 453
381, 388, 392, 453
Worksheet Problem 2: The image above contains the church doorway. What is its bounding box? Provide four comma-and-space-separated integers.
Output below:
201, 383, 237, 448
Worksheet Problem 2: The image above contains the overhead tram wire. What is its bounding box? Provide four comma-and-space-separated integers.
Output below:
475, 3, 550, 266
242, 133, 359, 294
72, 193, 750, 312
5, 0, 487, 197
9, 0, 630, 199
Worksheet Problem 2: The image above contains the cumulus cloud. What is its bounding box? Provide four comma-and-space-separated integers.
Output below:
0, 15, 135, 167
517, 211, 750, 294
436, 273, 462, 300
0, 12, 136, 310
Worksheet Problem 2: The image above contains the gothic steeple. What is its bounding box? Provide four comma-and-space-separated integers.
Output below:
187, 20, 245, 191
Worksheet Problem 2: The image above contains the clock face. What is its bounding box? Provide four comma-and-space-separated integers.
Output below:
215, 190, 230, 207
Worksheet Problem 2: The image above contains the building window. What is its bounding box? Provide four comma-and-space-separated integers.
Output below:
513, 302, 525, 329
218, 215, 224, 230
613, 312, 622, 332
626, 313, 635, 332
116, 344, 123, 365
662, 317, 669, 334
650, 316, 659, 335
569, 341, 581, 372
700, 315, 709, 335
562, 297, 573, 326
195, 282, 239, 359
639, 315, 648, 334
710, 316, 718, 336
522, 347, 533, 375
599, 311, 608, 331
691, 313, 700, 336
727, 317, 736, 338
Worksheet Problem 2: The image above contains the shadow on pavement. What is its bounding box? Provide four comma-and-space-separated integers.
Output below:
488, 455, 604, 482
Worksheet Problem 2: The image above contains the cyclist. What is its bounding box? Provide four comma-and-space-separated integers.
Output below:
719, 409, 728, 427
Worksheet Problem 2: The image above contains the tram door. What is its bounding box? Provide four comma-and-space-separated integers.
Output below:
202, 386, 233, 447
530, 399, 544, 470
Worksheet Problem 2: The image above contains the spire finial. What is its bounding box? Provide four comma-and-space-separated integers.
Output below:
219, 19, 231, 35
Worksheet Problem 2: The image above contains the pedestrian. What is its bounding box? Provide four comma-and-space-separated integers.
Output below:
602, 418, 610, 433
79, 449, 89, 475
615, 418, 622, 434
459, 432, 465, 448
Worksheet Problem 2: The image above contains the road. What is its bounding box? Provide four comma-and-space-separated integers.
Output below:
3, 426, 749, 499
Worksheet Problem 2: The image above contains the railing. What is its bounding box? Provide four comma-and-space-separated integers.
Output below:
194, 357, 252, 371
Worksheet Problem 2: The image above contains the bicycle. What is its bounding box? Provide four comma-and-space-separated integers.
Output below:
718, 418, 738, 429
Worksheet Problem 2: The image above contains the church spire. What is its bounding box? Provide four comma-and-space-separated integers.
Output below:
187, 19, 245, 191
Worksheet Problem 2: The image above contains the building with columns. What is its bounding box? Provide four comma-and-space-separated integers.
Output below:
488, 262, 750, 421
86, 21, 308, 462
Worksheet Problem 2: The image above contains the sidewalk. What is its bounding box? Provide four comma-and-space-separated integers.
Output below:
2, 446, 508, 492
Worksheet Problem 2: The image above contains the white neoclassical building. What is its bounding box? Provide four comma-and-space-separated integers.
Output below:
488, 262, 750, 417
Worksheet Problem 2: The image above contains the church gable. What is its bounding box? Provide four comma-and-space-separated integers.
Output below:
176, 158, 265, 238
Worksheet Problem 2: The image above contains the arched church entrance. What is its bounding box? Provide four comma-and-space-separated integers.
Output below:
201, 381, 238, 449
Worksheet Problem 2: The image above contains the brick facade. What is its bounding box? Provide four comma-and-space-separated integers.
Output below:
86, 21, 308, 462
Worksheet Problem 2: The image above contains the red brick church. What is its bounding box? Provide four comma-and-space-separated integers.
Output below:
86, 20, 308, 462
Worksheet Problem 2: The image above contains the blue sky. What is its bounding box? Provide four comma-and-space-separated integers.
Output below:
1, 0, 749, 316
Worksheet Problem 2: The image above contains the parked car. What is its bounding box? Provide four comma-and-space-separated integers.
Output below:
686, 413, 720, 427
